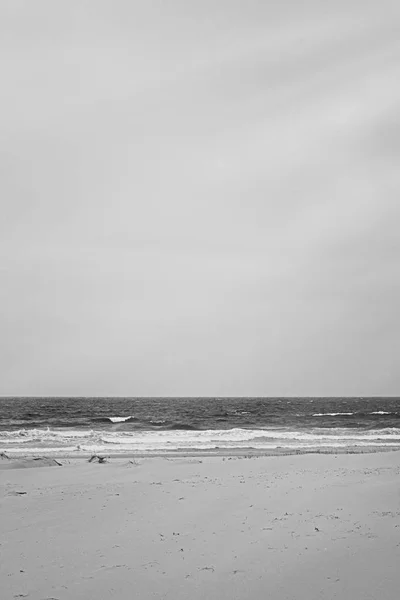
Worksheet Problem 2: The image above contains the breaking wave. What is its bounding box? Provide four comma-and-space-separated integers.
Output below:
108, 416, 134, 423
1, 426, 400, 455
313, 412, 354, 417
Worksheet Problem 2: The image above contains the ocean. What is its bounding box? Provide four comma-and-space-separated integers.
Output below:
1, 397, 400, 456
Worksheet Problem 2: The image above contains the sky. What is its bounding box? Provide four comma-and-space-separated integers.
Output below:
1, 1, 400, 397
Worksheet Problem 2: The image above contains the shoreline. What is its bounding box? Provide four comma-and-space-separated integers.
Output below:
2, 445, 400, 465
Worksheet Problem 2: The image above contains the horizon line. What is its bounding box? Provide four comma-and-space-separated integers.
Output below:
1, 395, 399, 400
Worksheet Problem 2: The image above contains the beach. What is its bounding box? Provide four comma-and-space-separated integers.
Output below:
2, 0, 400, 595
1, 451, 400, 600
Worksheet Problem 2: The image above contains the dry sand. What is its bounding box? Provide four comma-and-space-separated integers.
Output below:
1, 451, 400, 600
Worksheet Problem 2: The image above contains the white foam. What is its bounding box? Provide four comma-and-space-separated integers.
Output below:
313, 413, 354, 417
109, 416, 133, 423
3, 439, 400, 456
1, 426, 400, 455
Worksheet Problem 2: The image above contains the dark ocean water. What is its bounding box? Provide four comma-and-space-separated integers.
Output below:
1, 397, 400, 455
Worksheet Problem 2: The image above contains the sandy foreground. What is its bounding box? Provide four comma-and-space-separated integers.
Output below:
1, 452, 400, 600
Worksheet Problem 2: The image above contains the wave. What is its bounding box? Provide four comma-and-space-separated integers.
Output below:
2, 426, 400, 441
166, 423, 200, 430
312, 411, 398, 418
92, 416, 137, 424
2, 426, 400, 455
97, 417, 197, 427
108, 416, 134, 423
313, 413, 354, 417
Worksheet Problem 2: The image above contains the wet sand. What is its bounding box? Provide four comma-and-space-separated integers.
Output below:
1, 451, 400, 600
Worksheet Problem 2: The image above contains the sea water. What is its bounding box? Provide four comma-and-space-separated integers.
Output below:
1, 397, 399, 455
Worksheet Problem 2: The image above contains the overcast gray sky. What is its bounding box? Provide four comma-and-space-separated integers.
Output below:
1, 1, 400, 396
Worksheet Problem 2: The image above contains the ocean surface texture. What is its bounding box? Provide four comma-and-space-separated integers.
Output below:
1, 397, 399, 456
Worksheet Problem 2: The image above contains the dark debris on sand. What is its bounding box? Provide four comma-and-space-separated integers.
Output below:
89, 455, 108, 464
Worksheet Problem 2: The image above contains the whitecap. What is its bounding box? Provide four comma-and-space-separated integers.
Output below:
313, 412, 354, 417
109, 416, 133, 423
